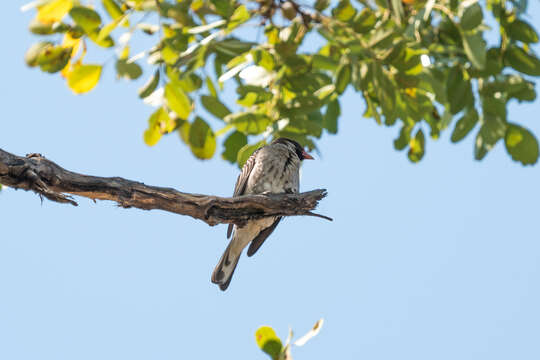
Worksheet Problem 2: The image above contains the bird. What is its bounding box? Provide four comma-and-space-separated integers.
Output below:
211, 137, 314, 291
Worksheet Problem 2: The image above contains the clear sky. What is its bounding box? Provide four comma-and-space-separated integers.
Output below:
2, 1, 540, 360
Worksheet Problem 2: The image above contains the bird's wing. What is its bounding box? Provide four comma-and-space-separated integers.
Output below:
227, 148, 261, 239
246, 217, 282, 257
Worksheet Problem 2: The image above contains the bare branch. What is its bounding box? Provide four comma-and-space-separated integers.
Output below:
0, 149, 332, 227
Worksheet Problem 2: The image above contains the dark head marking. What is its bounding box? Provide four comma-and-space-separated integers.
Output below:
271, 137, 307, 160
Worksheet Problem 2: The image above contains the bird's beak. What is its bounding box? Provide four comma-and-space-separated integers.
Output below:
302, 150, 314, 160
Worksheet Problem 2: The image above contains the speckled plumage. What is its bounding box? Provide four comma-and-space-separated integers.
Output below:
211, 138, 312, 291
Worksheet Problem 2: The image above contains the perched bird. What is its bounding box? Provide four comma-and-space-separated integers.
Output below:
211, 137, 314, 291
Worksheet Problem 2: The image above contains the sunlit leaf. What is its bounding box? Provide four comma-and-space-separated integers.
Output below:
165, 83, 191, 119
227, 5, 250, 30
332, 0, 356, 22
102, 0, 124, 20
37, 0, 73, 24
67, 64, 102, 94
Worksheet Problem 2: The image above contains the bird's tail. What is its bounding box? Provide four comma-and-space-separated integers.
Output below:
211, 239, 241, 291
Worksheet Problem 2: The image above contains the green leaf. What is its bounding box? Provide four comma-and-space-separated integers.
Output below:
460, 3, 483, 30
408, 129, 425, 163
394, 125, 412, 151
451, 108, 478, 143
67, 64, 102, 94
201, 95, 231, 120
507, 19, 539, 44
36, 45, 72, 73
115, 59, 142, 80
25, 42, 53, 67
225, 112, 271, 135
138, 70, 160, 98
188, 117, 216, 160
69, 6, 102, 33
324, 98, 339, 134
474, 116, 507, 160
222, 131, 247, 163
505, 45, 540, 76
332, 0, 356, 22
88, 29, 115, 48
446, 66, 473, 114
211, 0, 233, 17
335, 63, 351, 95
206, 77, 217, 97
102, 0, 124, 20
462, 32, 486, 69
165, 83, 191, 119
175, 73, 203, 92
353, 8, 376, 34
505, 123, 539, 165
315, 0, 330, 11
227, 5, 250, 30
237, 86, 273, 107
255, 326, 283, 360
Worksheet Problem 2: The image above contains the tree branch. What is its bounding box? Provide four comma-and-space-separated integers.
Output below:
0, 149, 332, 227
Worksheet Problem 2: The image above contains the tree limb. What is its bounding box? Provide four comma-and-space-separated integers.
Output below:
0, 149, 332, 227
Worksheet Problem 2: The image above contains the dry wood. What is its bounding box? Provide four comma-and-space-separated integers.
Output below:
0, 149, 332, 227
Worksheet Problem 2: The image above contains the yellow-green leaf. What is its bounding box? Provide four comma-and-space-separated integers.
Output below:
102, 0, 124, 20
237, 140, 266, 168
408, 129, 425, 163
144, 127, 161, 146
67, 64, 102, 94
188, 117, 216, 159
227, 5, 250, 30
165, 83, 191, 119
255, 326, 283, 360
70, 6, 102, 33
37, 0, 73, 24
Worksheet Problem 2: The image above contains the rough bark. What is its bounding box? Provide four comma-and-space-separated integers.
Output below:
0, 149, 331, 227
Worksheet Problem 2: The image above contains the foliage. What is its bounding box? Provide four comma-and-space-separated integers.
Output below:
255, 319, 323, 360
23, 0, 540, 165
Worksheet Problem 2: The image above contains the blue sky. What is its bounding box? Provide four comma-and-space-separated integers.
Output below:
1, 1, 540, 360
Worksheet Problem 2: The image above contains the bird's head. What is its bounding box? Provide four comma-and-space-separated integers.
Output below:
271, 137, 314, 160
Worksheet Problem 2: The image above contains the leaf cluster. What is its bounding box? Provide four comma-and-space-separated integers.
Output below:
24, 0, 540, 165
